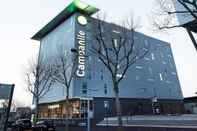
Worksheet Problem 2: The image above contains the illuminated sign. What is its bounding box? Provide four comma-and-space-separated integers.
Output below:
77, 15, 87, 26
76, 30, 86, 77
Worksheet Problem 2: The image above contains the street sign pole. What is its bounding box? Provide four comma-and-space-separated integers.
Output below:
3, 84, 15, 131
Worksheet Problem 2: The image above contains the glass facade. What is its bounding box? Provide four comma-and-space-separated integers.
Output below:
38, 15, 75, 103
34, 12, 184, 119
72, 13, 183, 100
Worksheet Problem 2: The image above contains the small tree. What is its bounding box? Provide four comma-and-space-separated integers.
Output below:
150, 0, 197, 50
52, 49, 76, 103
52, 48, 76, 131
91, 14, 149, 128
25, 57, 54, 122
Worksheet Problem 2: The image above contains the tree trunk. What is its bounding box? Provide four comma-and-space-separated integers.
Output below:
35, 97, 39, 123
114, 85, 123, 128
65, 99, 69, 131
66, 87, 69, 100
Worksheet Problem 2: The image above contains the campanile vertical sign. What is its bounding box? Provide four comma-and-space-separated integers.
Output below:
76, 15, 88, 77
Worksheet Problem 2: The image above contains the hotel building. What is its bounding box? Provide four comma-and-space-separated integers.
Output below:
32, 0, 184, 121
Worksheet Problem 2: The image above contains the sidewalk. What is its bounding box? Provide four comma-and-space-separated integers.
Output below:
98, 114, 197, 127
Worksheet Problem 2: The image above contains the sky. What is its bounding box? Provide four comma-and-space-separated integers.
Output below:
0, 0, 197, 106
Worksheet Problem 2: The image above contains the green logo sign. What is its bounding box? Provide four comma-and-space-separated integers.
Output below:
77, 15, 87, 26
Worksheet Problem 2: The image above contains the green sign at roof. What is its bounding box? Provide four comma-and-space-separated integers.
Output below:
32, 0, 99, 40
74, 0, 98, 14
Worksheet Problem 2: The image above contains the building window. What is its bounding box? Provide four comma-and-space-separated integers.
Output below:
159, 73, 163, 81
117, 74, 121, 78
166, 81, 171, 84
87, 67, 92, 80
143, 47, 148, 52
147, 78, 154, 82
136, 76, 140, 80
101, 75, 104, 80
133, 45, 135, 51
134, 36, 138, 40
88, 73, 92, 80
169, 62, 174, 68
144, 57, 150, 61
168, 54, 172, 58
171, 72, 176, 75
104, 84, 107, 95
98, 59, 102, 62
148, 67, 153, 75
117, 64, 120, 69
144, 39, 149, 46
113, 30, 120, 34
113, 39, 118, 48
162, 61, 167, 64
82, 82, 87, 95
151, 53, 155, 60
160, 52, 164, 58
88, 56, 92, 61
136, 66, 142, 69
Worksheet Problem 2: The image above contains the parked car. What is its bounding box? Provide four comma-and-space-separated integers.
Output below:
7, 121, 15, 128
33, 120, 55, 131
12, 119, 32, 131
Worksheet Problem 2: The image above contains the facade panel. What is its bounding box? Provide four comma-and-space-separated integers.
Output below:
33, 10, 184, 118
38, 15, 75, 103
72, 13, 183, 100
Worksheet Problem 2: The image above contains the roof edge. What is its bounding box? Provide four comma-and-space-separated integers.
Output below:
31, 0, 99, 41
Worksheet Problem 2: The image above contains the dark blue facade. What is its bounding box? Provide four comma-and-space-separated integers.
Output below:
72, 13, 183, 101
36, 12, 184, 118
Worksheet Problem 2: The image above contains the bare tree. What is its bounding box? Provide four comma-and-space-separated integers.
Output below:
91, 14, 149, 128
52, 49, 76, 102
150, 0, 197, 50
151, 0, 197, 30
25, 56, 54, 122
52, 48, 76, 131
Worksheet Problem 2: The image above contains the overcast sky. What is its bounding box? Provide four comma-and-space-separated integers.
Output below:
0, 0, 197, 106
